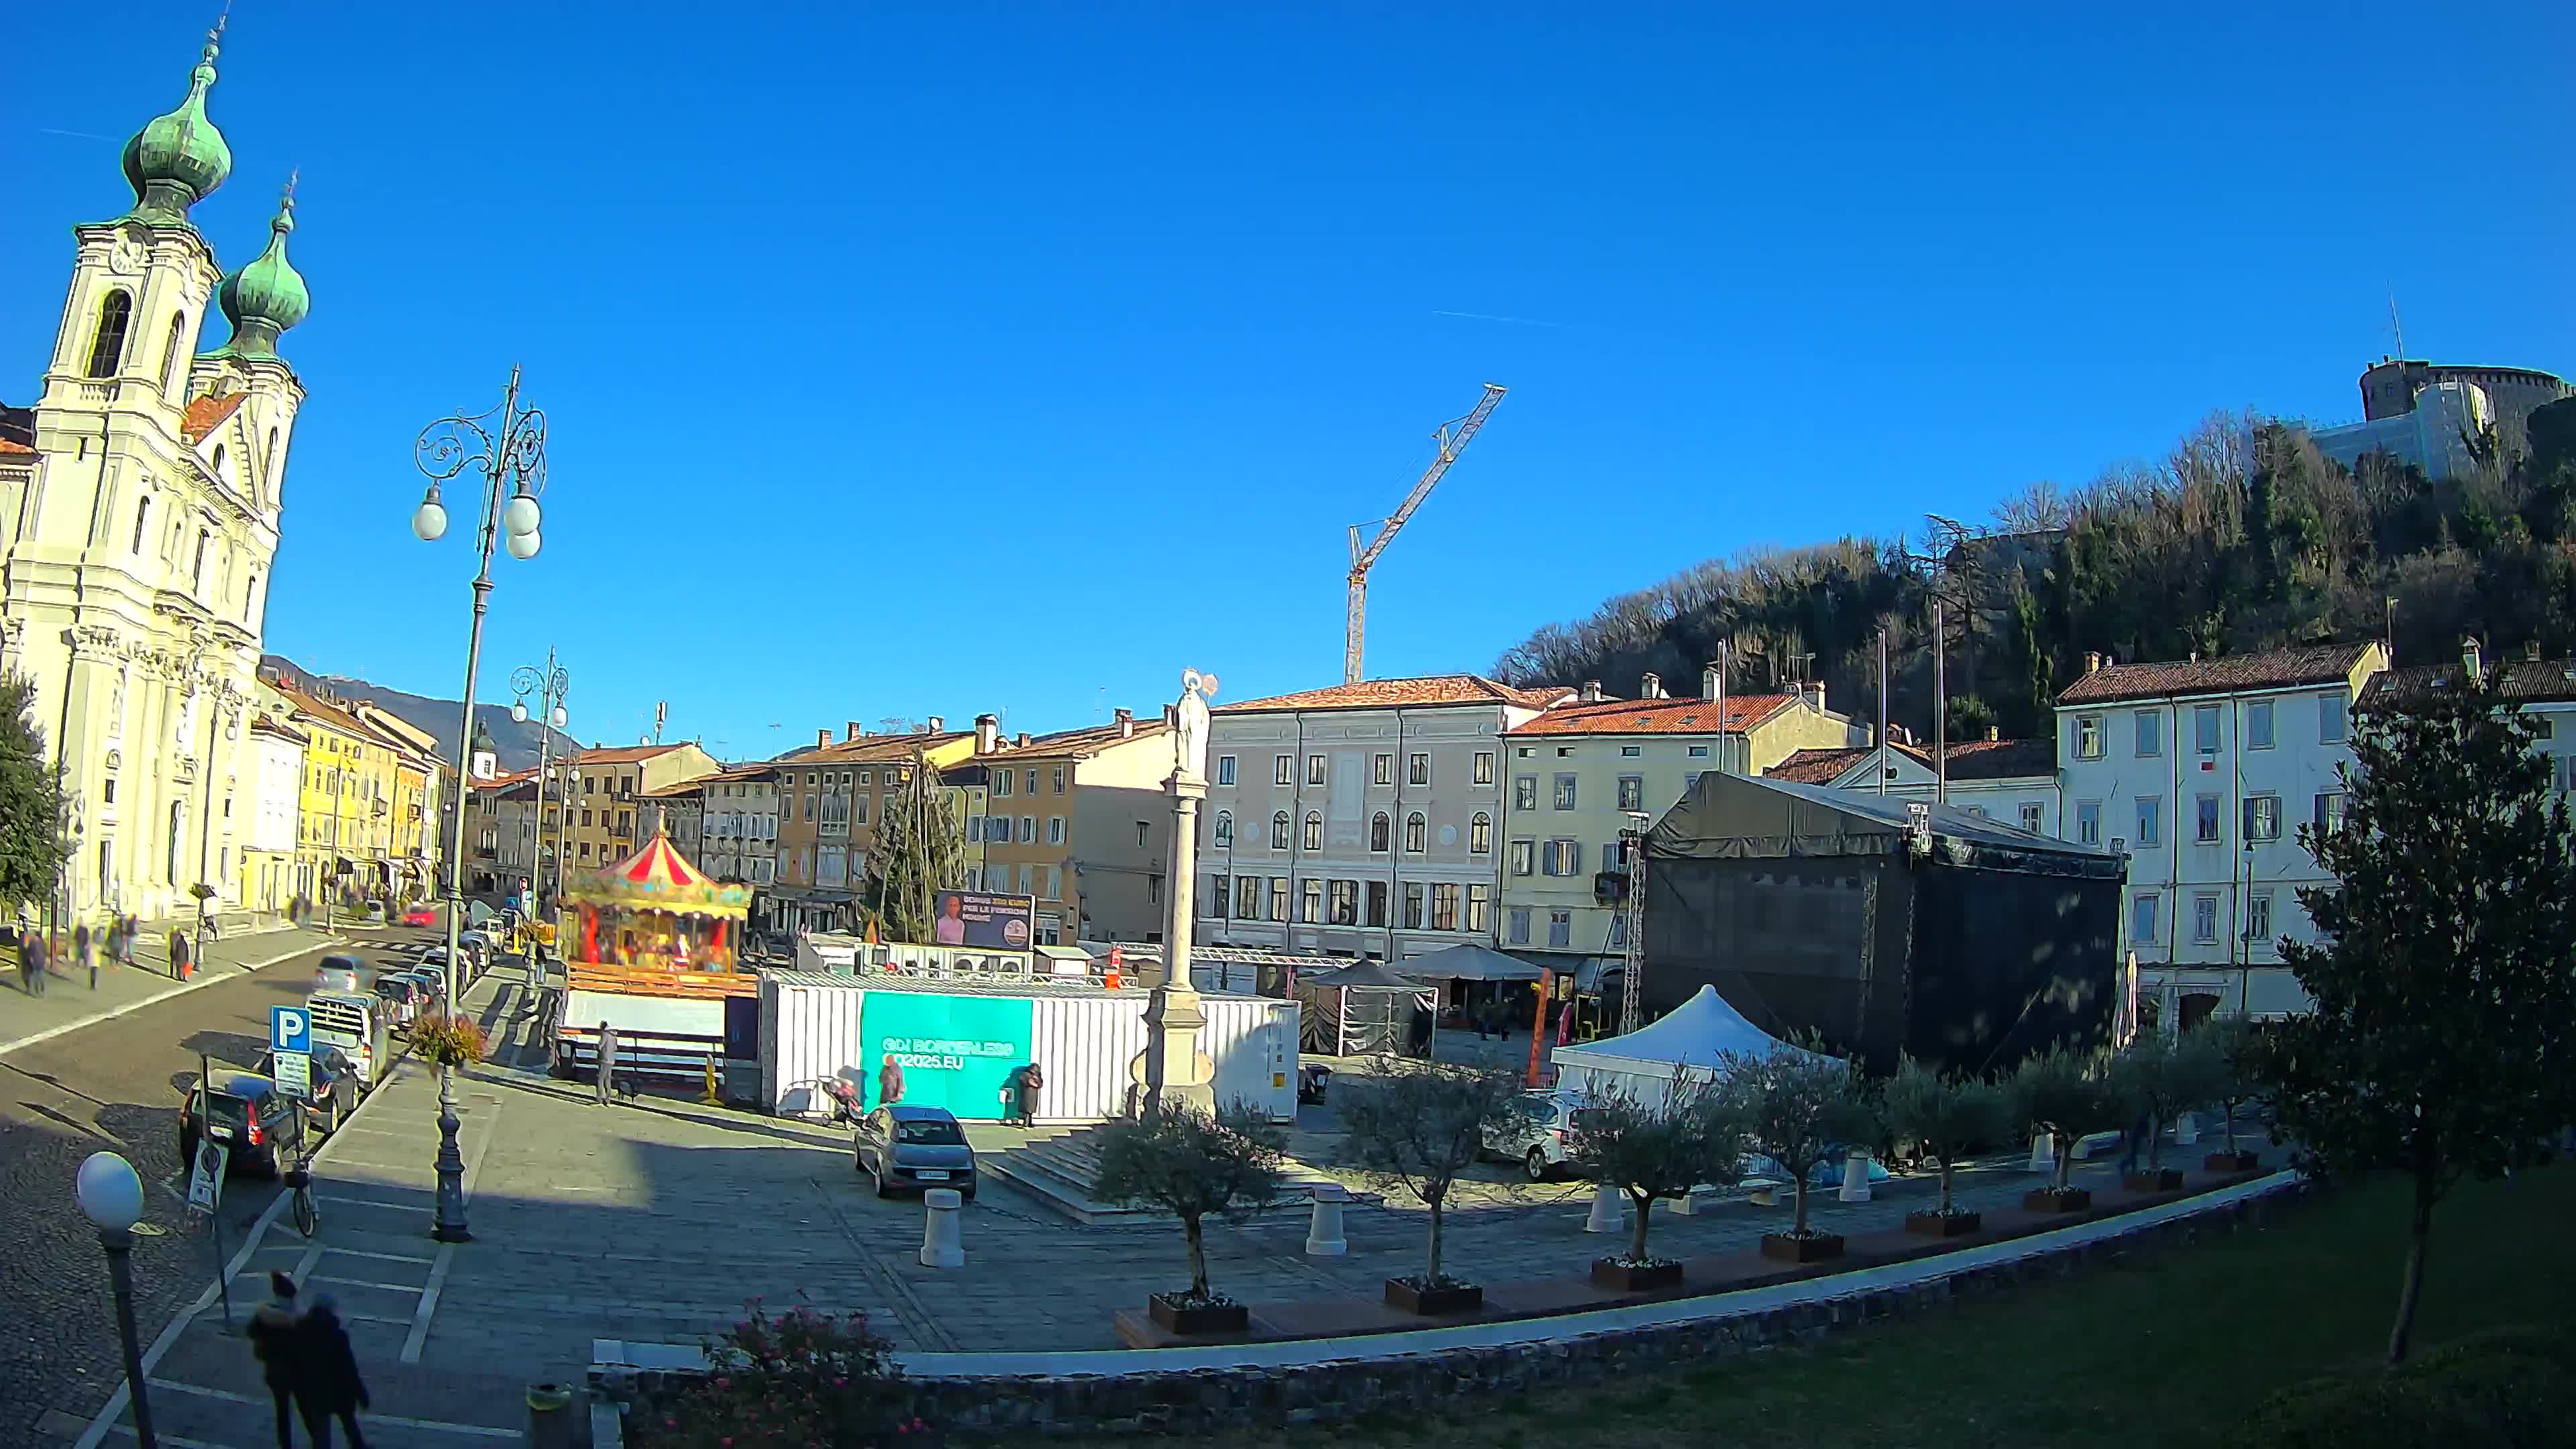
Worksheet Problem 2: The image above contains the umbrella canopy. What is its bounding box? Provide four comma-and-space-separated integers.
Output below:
1399, 942, 1546, 982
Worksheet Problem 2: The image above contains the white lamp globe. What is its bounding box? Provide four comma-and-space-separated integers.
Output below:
75, 1151, 144, 1232
506, 529, 540, 560
549, 704, 568, 729
511, 700, 529, 724
503, 492, 541, 537
412, 497, 449, 541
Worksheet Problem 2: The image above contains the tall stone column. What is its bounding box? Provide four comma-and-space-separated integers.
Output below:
1138, 670, 1220, 1116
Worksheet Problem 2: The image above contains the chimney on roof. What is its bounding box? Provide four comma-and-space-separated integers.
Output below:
1115, 707, 1134, 739
1016, 732, 1031, 747
816, 729, 830, 749
2463, 635, 2483, 688
974, 713, 999, 754
1640, 672, 1664, 699
926, 715, 945, 733
1580, 680, 1604, 703
2189, 651, 2199, 663
846, 721, 863, 742
2525, 640, 2542, 665
1986, 725, 2000, 742
2084, 651, 2102, 676
1802, 683, 1826, 713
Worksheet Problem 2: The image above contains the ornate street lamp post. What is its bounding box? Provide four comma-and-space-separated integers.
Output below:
412, 366, 547, 1244
75, 1151, 156, 1448
511, 651, 571, 912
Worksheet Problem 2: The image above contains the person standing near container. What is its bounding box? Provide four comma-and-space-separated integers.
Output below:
876, 1053, 905, 1109
594, 1022, 620, 1108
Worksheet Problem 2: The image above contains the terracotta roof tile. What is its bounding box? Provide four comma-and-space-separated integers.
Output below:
786, 731, 969, 766
180, 392, 247, 445
2056, 643, 2380, 706
567, 743, 695, 765
0, 439, 36, 458
1770, 736, 2057, 786
1218, 675, 1574, 714
2364, 657, 2576, 708
1768, 747, 1873, 784
1506, 693, 1799, 737
981, 718, 1172, 761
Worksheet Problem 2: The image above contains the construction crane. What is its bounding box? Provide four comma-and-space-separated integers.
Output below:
1344, 383, 1508, 684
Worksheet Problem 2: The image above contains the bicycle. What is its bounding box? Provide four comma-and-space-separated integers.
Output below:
284, 1135, 319, 1238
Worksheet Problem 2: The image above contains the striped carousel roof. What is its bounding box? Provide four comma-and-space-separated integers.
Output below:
569, 816, 750, 919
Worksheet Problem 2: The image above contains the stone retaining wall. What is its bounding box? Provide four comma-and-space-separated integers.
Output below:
594, 1177, 2306, 1439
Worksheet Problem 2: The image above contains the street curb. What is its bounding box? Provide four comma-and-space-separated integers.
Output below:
0, 935, 348, 1060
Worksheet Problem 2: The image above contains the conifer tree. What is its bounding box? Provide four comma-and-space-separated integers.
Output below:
0, 673, 70, 917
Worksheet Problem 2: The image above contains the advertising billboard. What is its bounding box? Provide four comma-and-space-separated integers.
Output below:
930, 890, 1036, 949
857, 992, 1036, 1119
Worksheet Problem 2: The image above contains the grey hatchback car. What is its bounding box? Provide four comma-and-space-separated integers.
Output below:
853, 1104, 977, 1201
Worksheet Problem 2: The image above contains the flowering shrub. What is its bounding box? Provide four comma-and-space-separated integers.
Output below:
407, 1012, 486, 1068
639, 1301, 924, 1448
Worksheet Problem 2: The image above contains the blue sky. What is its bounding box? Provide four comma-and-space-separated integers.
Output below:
9, 3, 2569, 759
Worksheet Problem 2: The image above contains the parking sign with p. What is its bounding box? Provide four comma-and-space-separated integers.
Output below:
272, 1006, 310, 1056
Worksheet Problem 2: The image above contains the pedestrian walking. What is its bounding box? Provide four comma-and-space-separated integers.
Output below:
169, 927, 191, 980
75, 922, 95, 991
594, 1022, 619, 1107
877, 1052, 906, 1109
246, 1271, 306, 1449
121, 914, 138, 967
292, 1296, 372, 1447
22, 928, 47, 996
2118, 1105, 2153, 1177
1013, 1060, 1044, 1126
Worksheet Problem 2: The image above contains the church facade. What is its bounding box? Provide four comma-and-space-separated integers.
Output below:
0, 25, 311, 920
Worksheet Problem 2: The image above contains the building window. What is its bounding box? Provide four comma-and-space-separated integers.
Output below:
1052, 766, 1067, 792
2193, 894, 2220, 944
1044, 865, 1063, 900
1275, 755, 1293, 786
2314, 792, 2347, 835
1307, 754, 1326, 786
1401, 753, 1426, 787
1542, 839, 1582, 875
1430, 883, 1460, 930
1213, 810, 1232, 848
1216, 755, 1236, 786
2320, 694, 2347, 744
1404, 812, 1426, 852
1513, 775, 1537, 811
1024, 769, 1038, 796
2131, 893, 2159, 945
1017, 864, 1035, 894
1688, 744, 1710, 759
2244, 794, 2281, 842
131, 495, 152, 554
1553, 773, 1577, 810
1616, 775, 1643, 811
1018, 816, 1035, 843
1370, 812, 1390, 852
1271, 812, 1291, 849
1608, 912, 1627, 949
1473, 751, 1495, 785
157, 310, 186, 392
1329, 879, 1358, 925
1301, 878, 1324, 924
1465, 883, 1490, 933
1203, 877, 1224, 918
994, 769, 1012, 798
1365, 879, 1388, 927
1373, 753, 1393, 786
1263, 876, 1285, 921
2075, 800, 2100, 845
87, 289, 133, 378
2135, 710, 2161, 758
2019, 802, 2043, 833
1470, 812, 1491, 853
1507, 907, 1531, 945
2194, 705, 2221, 755
1050, 816, 1067, 845
1547, 910, 1571, 949
1403, 881, 1426, 929
191, 529, 209, 591
2196, 794, 2221, 844
2075, 714, 2103, 760
2247, 890, 2273, 946
1302, 812, 1322, 851
2135, 797, 2162, 847
1509, 839, 1534, 876
1236, 875, 1260, 919
2246, 700, 2275, 750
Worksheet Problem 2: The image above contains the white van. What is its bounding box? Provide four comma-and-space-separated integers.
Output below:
307, 991, 389, 1091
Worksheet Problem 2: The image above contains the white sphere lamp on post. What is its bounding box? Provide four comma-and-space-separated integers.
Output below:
75, 1151, 157, 1448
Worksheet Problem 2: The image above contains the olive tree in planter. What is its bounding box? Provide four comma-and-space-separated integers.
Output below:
2196, 1018, 2265, 1173
1722, 1044, 1877, 1263
2010, 1045, 2124, 1212
1340, 1062, 1523, 1315
1882, 1055, 2007, 1237
2110, 1032, 2202, 1192
1093, 1102, 1286, 1336
1565, 1066, 1747, 1292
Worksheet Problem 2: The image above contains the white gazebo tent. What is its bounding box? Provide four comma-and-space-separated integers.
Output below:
1549, 983, 1825, 1110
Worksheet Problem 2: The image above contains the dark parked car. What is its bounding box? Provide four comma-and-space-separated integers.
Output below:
853, 1104, 977, 1201
258, 1047, 361, 1135
178, 1072, 304, 1178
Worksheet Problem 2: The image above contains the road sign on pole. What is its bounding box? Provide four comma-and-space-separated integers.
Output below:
186, 1139, 227, 1215
272, 1050, 311, 1101
271, 1005, 311, 1056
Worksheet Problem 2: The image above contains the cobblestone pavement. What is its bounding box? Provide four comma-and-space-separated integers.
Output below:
0, 924, 431, 1448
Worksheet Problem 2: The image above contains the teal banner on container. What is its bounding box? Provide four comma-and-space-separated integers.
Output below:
857, 992, 1036, 1120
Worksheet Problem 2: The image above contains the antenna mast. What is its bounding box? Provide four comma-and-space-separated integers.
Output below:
1344, 384, 1507, 684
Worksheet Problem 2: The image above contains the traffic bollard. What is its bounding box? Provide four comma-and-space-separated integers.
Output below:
1303, 1183, 1348, 1256
919, 1188, 965, 1268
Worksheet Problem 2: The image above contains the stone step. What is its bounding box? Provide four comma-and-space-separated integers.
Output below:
985, 1123, 1358, 1225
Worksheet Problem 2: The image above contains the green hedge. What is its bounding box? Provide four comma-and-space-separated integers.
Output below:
2249, 1326, 2576, 1448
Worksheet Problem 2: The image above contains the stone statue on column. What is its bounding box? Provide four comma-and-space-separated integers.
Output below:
1134, 668, 1220, 1116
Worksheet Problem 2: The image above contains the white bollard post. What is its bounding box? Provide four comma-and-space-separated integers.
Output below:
1838, 1149, 1872, 1203
1671, 1184, 1703, 1216
2174, 1112, 2200, 1146
1303, 1183, 1349, 1256
1584, 1179, 1623, 1233
918, 1187, 965, 1269
2028, 1132, 2055, 1173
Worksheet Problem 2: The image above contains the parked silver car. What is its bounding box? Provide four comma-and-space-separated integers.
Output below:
1481, 1089, 1599, 1181
853, 1104, 977, 1201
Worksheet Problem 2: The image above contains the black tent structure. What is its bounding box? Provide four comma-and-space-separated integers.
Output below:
1644, 771, 2123, 1075
1296, 959, 1438, 1057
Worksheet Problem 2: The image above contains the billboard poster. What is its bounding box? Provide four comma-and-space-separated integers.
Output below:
857, 992, 1036, 1119
931, 890, 1036, 949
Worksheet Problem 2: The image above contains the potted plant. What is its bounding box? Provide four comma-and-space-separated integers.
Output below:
1566, 1066, 1746, 1291
1724, 1042, 1876, 1263
2196, 1019, 2265, 1173
1882, 1055, 2006, 1236
2010, 1045, 2122, 1213
645, 1300, 917, 1447
408, 1012, 486, 1069
1340, 1062, 1521, 1316
2111, 1034, 2191, 1192
1093, 1102, 1285, 1336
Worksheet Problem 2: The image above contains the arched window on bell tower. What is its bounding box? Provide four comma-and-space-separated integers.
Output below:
158, 311, 186, 394
87, 290, 134, 378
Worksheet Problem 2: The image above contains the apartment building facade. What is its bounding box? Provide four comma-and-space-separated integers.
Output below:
960, 709, 1175, 945
272, 680, 439, 906
769, 725, 977, 936
2055, 641, 2389, 1026
1497, 676, 1862, 976
1770, 733, 2060, 837
698, 763, 781, 889
1201, 676, 1570, 961
239, 711, 305, 912
559, 741, 720, 875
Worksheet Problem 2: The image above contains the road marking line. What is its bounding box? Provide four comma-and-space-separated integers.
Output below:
324, 1246, 433, 1265
144, 1379, 516, 1437
0, 934, 344, 1058
401, 1242, 455, 1364
314, 1193, 423, 1211
312, 1274, 427, 1293
107, 1427, 237, 1448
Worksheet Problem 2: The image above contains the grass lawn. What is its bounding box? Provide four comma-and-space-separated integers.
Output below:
1028, 1165, 2575, 1449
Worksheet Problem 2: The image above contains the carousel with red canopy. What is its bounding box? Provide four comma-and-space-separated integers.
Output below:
562, 810, 752, 971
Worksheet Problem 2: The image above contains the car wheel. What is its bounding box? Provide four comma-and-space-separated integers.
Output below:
871, 1165, 891, 1199
1524, 1147, 1552, 1182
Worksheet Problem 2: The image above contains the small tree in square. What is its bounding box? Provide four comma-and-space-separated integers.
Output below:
1721, 1043, 1878, 1246
1881, 1055, 2008, 1218
2010, 1044, 2125, 1197
2196, 1018, 2264, 1161
1093, 1102, 1286, 1309
1566, 1065, 1748, 1267
2265, 671, 2576, 1364
1339, 1062, 1523, 1291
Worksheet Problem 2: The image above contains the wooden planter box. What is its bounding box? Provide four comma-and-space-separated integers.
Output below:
2023, 1187, 2092, 1214
1146, 1293, 1248, 1336
1383, 1277, 1484, 1316
1589, 1258, 1684, 1292
1760, 1232, 1847, 1263
2123, 1168, 2186, 1192
2204, 1150, 2262, 1173
1905, 1209, 1983, 1238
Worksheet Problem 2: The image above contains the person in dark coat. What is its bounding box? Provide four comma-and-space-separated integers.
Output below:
292, 1296, 371, 1446
594, 1022, 619, 1107
1005, 1062, 1044, 1126
74, 922, 95, 990
246, 1271, 305, 1449
21, 928, 47, 996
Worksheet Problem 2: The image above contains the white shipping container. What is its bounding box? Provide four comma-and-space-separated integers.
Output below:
761, 973, 869, 1115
